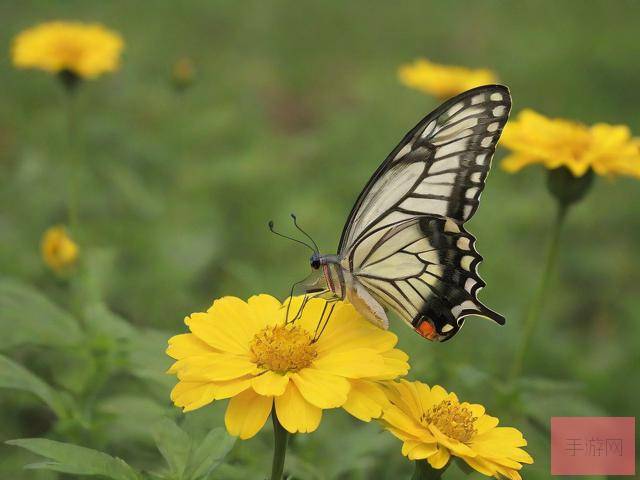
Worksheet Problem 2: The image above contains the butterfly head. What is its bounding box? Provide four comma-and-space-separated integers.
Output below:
310, 253, 321, 270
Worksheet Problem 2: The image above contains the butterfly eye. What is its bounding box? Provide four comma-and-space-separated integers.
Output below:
310, 258, 320, 270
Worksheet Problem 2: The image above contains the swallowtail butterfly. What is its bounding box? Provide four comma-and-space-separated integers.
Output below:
280, 85, 510, 342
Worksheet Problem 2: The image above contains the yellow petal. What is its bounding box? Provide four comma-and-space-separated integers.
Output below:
252, 371, 289, 396
427, 445, 450, 469
428, 425, 476, 457
171, 377, 252, 411
406, 442, 438, 460
170, 382, 216, 411
313, 348, 385, 378
312, 303, 397, 354
381, 405, 432, 439
342, 380, 388, 421
167, 333, 214, 359
274, 382, 322, 434
291, 368, 350, 408
185, 310, 249, 355
224, 388, 273, 439
247, 294, 282, 328
173, 353, 256, 381
460, 455, 497, 476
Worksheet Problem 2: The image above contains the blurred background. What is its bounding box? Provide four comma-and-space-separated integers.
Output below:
1, 1, 639, 479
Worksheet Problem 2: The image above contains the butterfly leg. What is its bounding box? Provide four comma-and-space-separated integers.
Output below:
312, 299, 338, 342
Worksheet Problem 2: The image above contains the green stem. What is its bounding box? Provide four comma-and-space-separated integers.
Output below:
270, 411, 289, 480
509, 202, 569, 381
412, 460, 446, 480
65, 88, 80, 235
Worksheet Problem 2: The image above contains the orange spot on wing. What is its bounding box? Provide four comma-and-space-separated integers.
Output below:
416, 321, 436, 340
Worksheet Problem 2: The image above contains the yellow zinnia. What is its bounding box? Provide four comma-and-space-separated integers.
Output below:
398, 58, 497, 99
380, 380, 533, 479
12, 21, 124, 79
41, 226, 79, 273
167, 295, 409, 439
501, 109, 640, 178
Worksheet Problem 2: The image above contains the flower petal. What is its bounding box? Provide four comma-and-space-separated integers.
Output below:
167, 333, 213, 359
427, 445, 450, 469
275, 382, 322, 434
173, 353, 257, 381
291, 368, 350, 408
381, 405, 432, 439
252, 371, 289, 396
313, 348, 385, 378
224, 388, 273, 439
406, 442, 438, 460
342, 380, 389, 421
247, 294, 282, 328
171, 378, 252, 412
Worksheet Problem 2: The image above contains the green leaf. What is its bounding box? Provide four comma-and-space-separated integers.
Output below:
83, 302, 135, 339
0, 278, 83, 349
153, 418, 191, 479
127, 327, 174, 389
0, 354, 69, 418
185, 427, 235, 480
6, 438, 139, 480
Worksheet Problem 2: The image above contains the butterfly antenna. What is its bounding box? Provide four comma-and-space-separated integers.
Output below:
290, 213, 319, 253
268, 220, 315, 252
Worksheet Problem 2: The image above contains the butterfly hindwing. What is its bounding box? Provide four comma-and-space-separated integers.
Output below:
349, 216, 504, 341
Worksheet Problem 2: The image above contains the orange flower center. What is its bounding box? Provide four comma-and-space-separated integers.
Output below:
422, 399, 477, 443
249, 325, 317, 373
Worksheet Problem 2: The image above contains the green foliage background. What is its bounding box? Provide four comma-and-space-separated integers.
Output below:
1, 1, 639, 479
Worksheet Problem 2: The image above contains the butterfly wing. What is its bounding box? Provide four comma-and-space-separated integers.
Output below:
338, 85, 510, 341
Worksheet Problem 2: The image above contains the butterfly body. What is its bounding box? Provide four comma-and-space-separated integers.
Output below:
304, 85, 511, 342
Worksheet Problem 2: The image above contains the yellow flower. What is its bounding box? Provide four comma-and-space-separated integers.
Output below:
379, 380, 533, 479
12, 21, 124, 79
398, 59, 497, 99
167, 295, 409, 439
501, 109, 640, 178
41, 226, 79, 273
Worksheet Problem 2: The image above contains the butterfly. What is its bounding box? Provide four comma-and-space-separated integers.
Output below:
273, 85, 511, 342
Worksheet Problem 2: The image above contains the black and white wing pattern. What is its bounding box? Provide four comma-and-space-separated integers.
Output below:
339, 85, 510, 341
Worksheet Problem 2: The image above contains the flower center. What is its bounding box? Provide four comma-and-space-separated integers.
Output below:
249, 325, 317, 373
422, 399, 477, 443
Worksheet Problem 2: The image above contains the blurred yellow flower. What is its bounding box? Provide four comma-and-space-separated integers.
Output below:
12, 21, 124, 79
501, 109, 640, 178
172, 57, 196, 90
41, 226, 78, 272
167, 295, 409, 439
398, 59, 497, 99
380, 380, 533, 479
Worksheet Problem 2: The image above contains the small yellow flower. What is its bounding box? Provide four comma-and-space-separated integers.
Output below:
41, 226, 79, 272
172, 57, 196, 90
167, 295, 409, 439
379, 380, 533, 479
398, 58, 497, 99
12, 21, 124, 79
501, 109, 640, 178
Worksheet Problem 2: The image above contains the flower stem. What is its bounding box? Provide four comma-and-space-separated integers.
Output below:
412, 460, 446, 479
270, 411, 289, 480
65, 87, 80, 235
509, 202, 569, 381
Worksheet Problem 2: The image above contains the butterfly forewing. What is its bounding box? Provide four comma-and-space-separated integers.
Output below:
339, 85, 510, 341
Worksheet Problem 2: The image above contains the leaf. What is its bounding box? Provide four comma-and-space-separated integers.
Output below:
0, 354, 69, 418
6, 438, 139, 480
185, 427, 235, 480
83, 302, 135, 339
127, 327, 174, 389
153, 418, 191, 479
98, 395, 171, 443
0, 278, 83, 349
